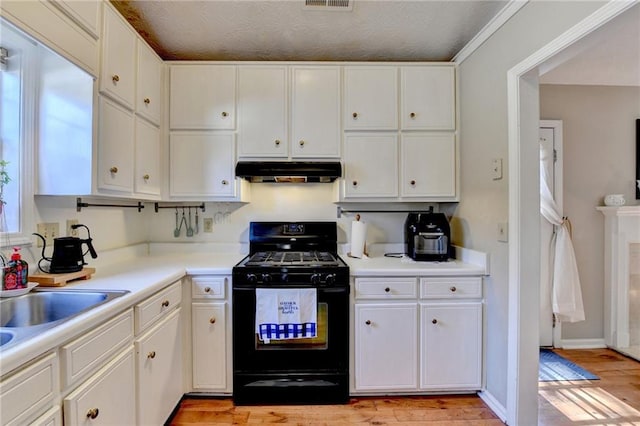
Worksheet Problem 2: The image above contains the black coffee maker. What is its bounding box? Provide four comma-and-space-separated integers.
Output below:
405, 211, 451, 261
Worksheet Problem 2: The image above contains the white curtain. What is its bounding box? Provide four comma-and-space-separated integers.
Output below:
540, 144, 585, 323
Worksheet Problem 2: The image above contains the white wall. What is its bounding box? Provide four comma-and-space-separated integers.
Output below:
456, 0, 604, 410
540, 84, 640, 341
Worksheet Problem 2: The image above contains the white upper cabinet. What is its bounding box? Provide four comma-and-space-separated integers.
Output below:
401, 66, 455, 130
401, 133, 456, 199
51, 0, 101, 39
169, 132, 239, 199
170, 65, 236, 130
98, 96, 134, 193
344, 66, 398, 130
237, 65, 288, 158
136, 39, 162, 125
343, 133, 398, 198
100, 4, 136, 109
290, 66, 341, 158
134, 117, 161, 198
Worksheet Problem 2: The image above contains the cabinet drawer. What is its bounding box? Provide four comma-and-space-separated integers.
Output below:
1, 352, 58, 426
192, 276, 227, 299
61, 310, 133, 389
355, 278, 417, 299
420, 277, 482, 299
135, 281, 182, 334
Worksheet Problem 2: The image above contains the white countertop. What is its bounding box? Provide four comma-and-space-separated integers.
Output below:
0, 244, 486, 375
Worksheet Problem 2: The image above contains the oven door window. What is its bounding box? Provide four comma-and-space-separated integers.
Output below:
255, 303, 328, 350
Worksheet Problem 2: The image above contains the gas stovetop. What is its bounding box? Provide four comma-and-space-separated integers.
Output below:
243, 251, 341, 267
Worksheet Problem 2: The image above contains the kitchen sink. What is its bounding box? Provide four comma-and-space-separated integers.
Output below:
0, 288, 128, 349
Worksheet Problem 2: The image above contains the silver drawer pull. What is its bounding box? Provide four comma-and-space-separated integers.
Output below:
204, 287, 211, 293
450, 286, 457, 292
432, 319, 438, 324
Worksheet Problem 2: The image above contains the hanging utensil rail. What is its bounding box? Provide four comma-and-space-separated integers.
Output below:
76, 198, 144, 212
154, 202, 205, 213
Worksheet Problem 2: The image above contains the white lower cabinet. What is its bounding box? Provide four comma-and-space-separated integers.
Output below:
191, 275, 231, 393
354, 303, 418, 390
420, 303, 482, 389
31, 405, 62, 426
136, 307, 183, 425
63, 347, 136, 425
353, 276, 483, 394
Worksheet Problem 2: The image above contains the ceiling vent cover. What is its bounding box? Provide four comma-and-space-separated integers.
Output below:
304, 0, 353, 11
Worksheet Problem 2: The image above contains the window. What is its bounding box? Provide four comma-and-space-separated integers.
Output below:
0, 20, 35, 245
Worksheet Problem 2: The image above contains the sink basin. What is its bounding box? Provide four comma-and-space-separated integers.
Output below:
1, 289, 127, 327
0, 288, 128, 350
0, 331, 14, 346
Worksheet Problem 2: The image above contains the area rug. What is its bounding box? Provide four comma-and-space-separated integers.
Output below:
539, 349, 599, 381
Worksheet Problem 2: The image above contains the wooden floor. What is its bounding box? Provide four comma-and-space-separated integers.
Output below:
169, 349, 640, 425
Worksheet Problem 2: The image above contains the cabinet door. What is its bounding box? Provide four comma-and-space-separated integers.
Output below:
344, 67, 397, 130
401, 133, 456, 198
401, 66, 455, 130
192, 303, 228, 391
291, 66, 341, 158
134, 117, 161, 197
169, 132, 236, 198
344, 134, 398, 198
98, 96, 134, 193
354, 303, 418, 391
63, 348, 135, 426
136, 40, 162, 125
237, 66, 287, 157
136, 308, 183, 426
170, 65, 236, 130
420, 303, 482, 389
51, 0, 101, 38
100, 5, 135, 109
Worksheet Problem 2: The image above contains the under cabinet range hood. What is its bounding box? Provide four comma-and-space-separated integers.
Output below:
235, 161, 342, 183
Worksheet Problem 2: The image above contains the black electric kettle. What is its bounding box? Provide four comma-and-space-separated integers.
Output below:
33, 224, 98, 273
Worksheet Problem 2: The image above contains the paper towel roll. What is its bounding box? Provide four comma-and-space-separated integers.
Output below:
350, 220, 367, 258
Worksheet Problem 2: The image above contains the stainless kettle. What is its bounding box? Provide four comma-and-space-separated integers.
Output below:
33, 224, 97, 273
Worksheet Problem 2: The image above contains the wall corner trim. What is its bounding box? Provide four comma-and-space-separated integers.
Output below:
478, 390, 507, 423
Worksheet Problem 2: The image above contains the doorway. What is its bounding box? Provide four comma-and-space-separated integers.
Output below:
539, 120, 563, 348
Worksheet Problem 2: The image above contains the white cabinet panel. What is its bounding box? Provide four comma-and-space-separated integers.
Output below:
170, 65, 236, 130
134, 117, 161, 197
344, 134, 398, 198
169, 132, 236, 198
192, 303, 228, 391
401, 66, 455, 130
238, 66, 288, 157
51, 0, 101, 39
354, 303, 418, 391
97, 96, 134, 193
401, 133, 456, 198
99, 4, 135, 108
135, 308, 183, 426
420, 303, 482, 389
344, 66, 398, 130
291, 66, 341, 158
63, 348, 135, 426
136, 40, 162, 125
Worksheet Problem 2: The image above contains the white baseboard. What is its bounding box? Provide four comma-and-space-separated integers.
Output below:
478, 390, 507, 423
557, 338, 607, 349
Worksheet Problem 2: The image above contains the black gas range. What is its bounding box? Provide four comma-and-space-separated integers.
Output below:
232, 222, 350, 405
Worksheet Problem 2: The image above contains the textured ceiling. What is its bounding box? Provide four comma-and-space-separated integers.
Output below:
110, 0, 509, 62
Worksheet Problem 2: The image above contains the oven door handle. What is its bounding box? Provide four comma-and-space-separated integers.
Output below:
233, 286, 349, 294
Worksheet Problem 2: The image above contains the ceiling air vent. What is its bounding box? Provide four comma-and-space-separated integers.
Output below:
304, 0, 353, 11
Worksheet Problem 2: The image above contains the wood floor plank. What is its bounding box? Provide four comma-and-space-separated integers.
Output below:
168, 349, 640, 425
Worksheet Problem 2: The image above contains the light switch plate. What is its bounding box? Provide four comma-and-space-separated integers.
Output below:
492, 158, 503, 180
497, 222, 508, 242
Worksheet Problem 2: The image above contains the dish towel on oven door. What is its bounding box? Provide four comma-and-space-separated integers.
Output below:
255, 288, 317, 342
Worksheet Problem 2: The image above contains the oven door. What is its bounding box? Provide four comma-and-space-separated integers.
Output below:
232, 284, 349, 373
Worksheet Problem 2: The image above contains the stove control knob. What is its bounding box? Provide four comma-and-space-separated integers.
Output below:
310, 273, 322, 285
281, 273, 288, 283
325, 274, 336, 285
246, 273, 257, 283
261, 274, 272, 283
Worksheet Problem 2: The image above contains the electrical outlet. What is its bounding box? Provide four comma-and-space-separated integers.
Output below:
36, 222, 60, 247
492, 158, 503, 180
67, 219, 79, 237
203, 218, 214, 233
